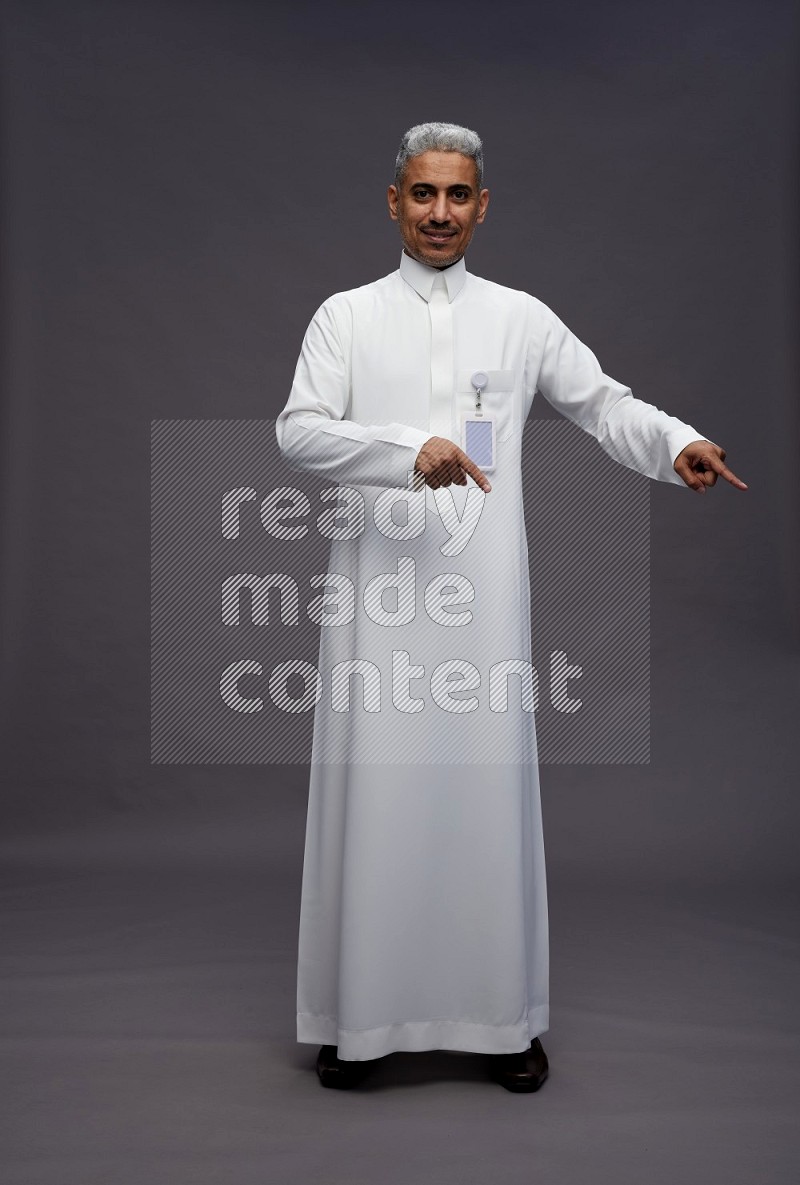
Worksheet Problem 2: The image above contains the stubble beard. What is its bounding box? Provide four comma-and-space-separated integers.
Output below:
403, 228, 466, 271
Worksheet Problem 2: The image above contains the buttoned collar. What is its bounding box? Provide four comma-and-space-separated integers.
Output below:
399, 250, 467, 303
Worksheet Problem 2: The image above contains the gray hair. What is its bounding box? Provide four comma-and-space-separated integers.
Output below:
394, 122, 484, 189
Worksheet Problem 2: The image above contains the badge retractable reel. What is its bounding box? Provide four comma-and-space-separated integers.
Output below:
461, 370, 496, 473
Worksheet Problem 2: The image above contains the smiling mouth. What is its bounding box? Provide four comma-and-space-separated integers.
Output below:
422, 230, 456, 242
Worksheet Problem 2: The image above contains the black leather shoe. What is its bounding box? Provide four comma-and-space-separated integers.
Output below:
315, 1045, 370, 1089
486, 1037, 549, 1093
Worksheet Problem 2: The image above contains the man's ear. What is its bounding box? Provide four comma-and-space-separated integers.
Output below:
476, 188, 490, 224
387, 184, 399, 222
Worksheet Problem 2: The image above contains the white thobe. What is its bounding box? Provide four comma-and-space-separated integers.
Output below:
276, 250, 706, 1061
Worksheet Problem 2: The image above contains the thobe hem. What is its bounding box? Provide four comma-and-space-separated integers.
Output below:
296, 1005, 549, 1061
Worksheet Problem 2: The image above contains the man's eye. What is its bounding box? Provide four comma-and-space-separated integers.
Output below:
453, 190, 468, 200
413, 190, 430, 199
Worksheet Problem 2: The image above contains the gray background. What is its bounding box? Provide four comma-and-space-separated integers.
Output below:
1, 0, 798, 1182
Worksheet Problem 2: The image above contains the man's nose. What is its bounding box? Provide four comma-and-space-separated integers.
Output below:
430, 192, 450, 223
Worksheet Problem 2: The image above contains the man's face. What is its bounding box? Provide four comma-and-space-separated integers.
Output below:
387, 150, 489, 269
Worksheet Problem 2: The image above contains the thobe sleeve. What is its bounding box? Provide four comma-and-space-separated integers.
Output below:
530, 299, 710, 486
276, 297, 434, 489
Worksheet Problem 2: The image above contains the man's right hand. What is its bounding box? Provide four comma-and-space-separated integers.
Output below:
413, 436, 492, 493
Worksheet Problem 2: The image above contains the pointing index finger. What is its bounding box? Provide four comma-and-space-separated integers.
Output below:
459, 450, 492, 492
708, 455, 748, 490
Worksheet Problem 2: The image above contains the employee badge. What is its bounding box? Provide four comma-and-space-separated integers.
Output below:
461, 370, 496, 473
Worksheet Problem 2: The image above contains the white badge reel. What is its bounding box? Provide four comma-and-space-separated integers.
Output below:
461, 370, 496, 473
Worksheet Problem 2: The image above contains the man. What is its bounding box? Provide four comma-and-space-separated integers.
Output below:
275, 122, 746, 1093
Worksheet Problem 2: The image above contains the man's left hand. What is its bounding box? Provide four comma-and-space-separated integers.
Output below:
673, 439, 748, 493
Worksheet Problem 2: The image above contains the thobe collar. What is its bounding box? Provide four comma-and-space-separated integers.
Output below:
399, 250, 467, 304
